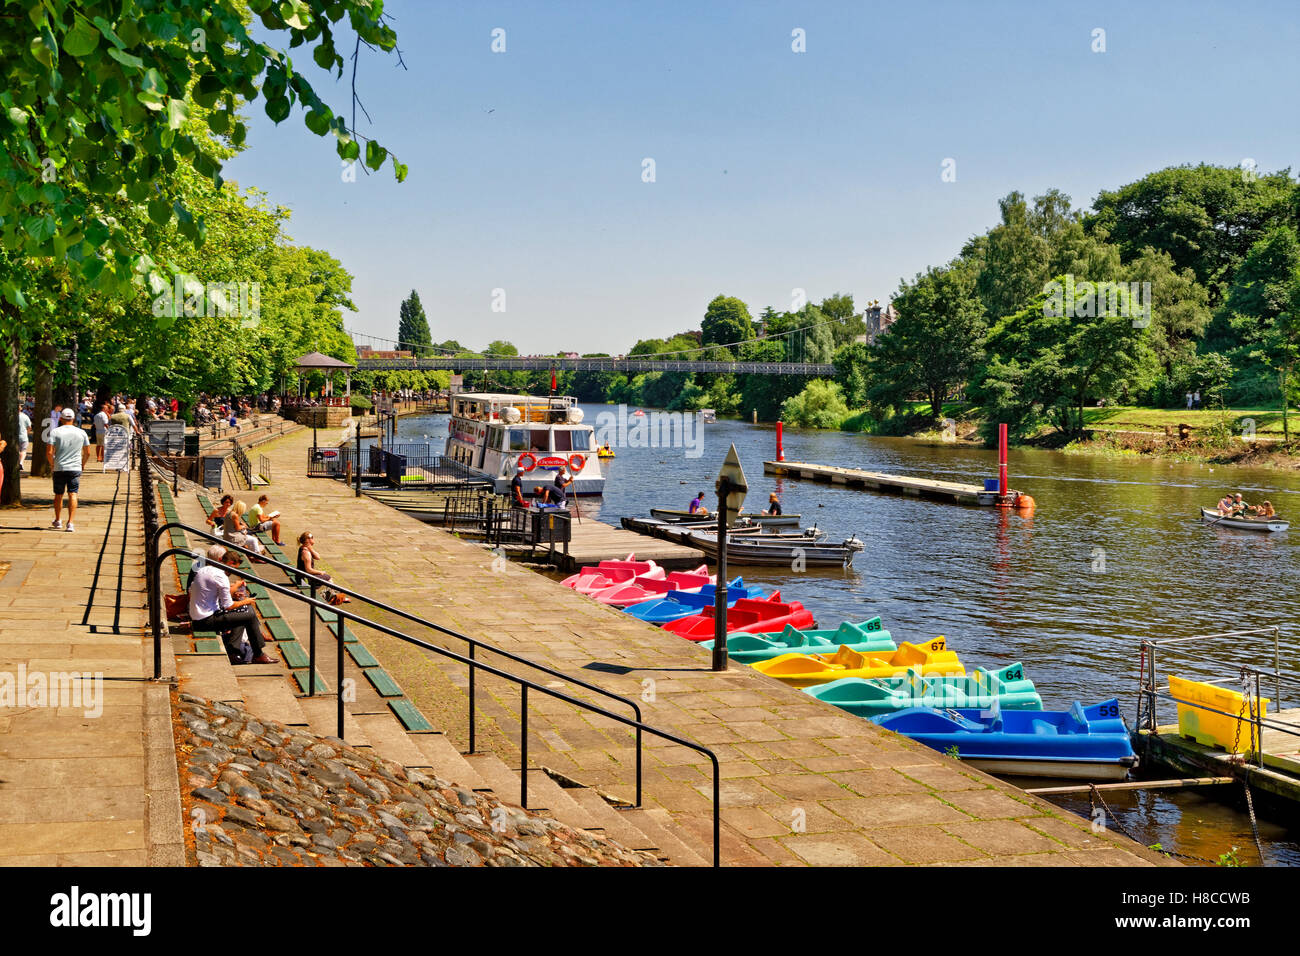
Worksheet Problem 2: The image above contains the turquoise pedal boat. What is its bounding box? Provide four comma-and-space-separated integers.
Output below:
803, 662, 1042, 719
699, 618, 897, 664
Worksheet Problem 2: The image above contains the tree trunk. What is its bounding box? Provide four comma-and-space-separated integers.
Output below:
30, 339, 55, 478
0, 330, 19, 506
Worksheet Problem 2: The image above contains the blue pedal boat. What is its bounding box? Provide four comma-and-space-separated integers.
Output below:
804, 663, 1042, 719
699, 619, 897, 664
870, 698, 1138, 780
623, 578, 767, 624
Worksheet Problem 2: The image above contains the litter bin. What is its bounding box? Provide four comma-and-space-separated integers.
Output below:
983, 478, 1000, 492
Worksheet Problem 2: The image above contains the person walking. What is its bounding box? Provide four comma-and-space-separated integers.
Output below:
188, 545, 277, 664
16, 407, 31, 473
1193, 390, 1201, 410
48, 407, 90, 531
92, 402, 109, 462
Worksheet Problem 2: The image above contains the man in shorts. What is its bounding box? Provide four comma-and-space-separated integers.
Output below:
16, 407, 31, 473
48, 408, 90, 532
246, 494, 283, 546
92, 402, 109, 462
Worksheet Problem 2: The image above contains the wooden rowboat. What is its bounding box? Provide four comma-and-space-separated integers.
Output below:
650, 508, 801, 528
683, 529, 863, 568
1199, 507, 1289, 533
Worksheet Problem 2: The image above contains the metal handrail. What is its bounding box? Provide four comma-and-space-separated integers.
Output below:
145, 518, 722, 864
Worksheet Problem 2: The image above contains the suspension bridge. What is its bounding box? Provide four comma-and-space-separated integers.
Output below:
352, 355, 834, 375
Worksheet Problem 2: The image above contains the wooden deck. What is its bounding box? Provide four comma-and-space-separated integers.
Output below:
764, 460, 999, 506
512, 516, 704, 572
1140, 707, 1300, 809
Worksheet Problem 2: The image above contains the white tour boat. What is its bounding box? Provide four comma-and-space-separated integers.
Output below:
444, 392, 605, 496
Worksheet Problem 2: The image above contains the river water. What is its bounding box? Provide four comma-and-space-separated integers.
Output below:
390, 404, 1300, 864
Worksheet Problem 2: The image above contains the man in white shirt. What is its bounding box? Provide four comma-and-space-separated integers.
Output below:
47, 408, 90, 531
188, 546, 277, 664
92, 403, 109, 462
16, 409, 31, 473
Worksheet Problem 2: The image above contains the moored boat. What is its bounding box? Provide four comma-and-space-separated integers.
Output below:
1199, 507, 1289, 533
662, 594, 814, 642
622, 580, 768, 624
804, 662, 1041, 719
683, 529, 863, 567
699, 619, 897, 663
650, 508, 801, 528
589, 567, 713, 607
870, 699, 1138, 780
751, 638, 959, 688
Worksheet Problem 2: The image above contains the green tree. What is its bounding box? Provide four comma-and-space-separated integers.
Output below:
819, 293, 866, 346
975, 192, 1051, 321
870, 261, 987, 420
781, 380, 850, 429
832, 342, 871, 407
701, 295, 754, 347
1088, 164, 1296, 301
398, 290, 433, 357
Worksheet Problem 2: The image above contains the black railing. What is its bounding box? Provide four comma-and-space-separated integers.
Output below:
143, 516, 722, 865
258, 453, 271, 485
231, 440, 252, 488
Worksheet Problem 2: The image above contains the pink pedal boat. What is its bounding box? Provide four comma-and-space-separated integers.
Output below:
590, 566, 713, 607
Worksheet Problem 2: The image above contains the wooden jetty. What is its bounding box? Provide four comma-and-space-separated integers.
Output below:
514, 517, 704, 573
1138, 709, 1300, 810
763, 460, 999, 506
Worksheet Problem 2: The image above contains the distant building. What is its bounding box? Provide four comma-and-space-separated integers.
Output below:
355, 345, 413, 360
864, 304, 898, 344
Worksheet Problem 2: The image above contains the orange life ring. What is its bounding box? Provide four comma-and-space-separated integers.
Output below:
568, 453, 586, 471
517, 452, 537, 472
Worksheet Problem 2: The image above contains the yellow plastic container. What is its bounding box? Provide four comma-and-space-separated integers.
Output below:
1167, 675, 1270, 754
752, 636, 962, 688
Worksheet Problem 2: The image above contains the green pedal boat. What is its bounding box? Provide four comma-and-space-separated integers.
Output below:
804, 662, 1041, 718
699, 618, 896, 664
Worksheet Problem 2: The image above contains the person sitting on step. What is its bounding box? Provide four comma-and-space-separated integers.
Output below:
297, 531, 349, 605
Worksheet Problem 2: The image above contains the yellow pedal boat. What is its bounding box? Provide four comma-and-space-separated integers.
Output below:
751, 637, 962, 688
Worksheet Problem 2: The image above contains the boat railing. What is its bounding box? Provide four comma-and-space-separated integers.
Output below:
142, 516, 722, 865
1136, 626, 1300, 767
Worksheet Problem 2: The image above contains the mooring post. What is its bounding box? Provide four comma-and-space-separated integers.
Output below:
998, 423, 1008, 498
712, 477, 729, 672
776, 420, 784, 462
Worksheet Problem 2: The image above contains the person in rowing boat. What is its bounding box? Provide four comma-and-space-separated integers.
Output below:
1252, 500, 1276, 518
1231, 493, 1250, 515
1216, 493, 1236, 515
764, 492, 782, 516
689, 491, 710, 517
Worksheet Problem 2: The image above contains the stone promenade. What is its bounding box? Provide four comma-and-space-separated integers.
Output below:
252, 427, 1172, 867
0, 466, 181, 865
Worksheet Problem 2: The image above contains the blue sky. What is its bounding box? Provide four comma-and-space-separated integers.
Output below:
223, 0, 1300, 354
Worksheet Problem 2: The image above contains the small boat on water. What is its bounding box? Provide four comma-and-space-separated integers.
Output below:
699, 619, 897, 664
752, 638, 959, 688
1199, 507, 1289, 533
870, 699, 1138, 780
684, 529, 863, 568
805, 662, 1042, 719
560, 556, 653, 589
662, 594, 814, 642
650, 508, 801, 528
622, 579, 767, 623
622, 515, 824, 544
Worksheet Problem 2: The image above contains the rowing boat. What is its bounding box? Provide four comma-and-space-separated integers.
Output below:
621, 515, 825, 544
683, 529, 863, 567
650, 508, 801, 528
1199, 507, 1289, 533
870, 699, 1138, 780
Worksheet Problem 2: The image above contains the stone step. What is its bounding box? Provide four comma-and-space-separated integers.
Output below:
410, 733, 490, 791
352, 712, 428, 767
619, 808, 711, 868
565, 787, 661, 853
462, 751, 599, 833
296, 697, 372, 747
236, 674, 308, 728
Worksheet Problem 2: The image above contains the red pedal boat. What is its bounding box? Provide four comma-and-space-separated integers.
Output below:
662, 592, 813, 642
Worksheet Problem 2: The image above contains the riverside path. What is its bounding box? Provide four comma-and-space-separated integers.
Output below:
227, 426, 1174, 867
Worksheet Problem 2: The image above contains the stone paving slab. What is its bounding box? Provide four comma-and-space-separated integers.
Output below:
0, 469, 180, 865
255, 429, 1175, 867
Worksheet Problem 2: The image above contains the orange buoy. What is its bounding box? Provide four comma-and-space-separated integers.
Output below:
1015, 493, 1036, 514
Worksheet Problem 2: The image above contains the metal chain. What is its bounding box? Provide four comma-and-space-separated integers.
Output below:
1088, 784, 1245, 866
